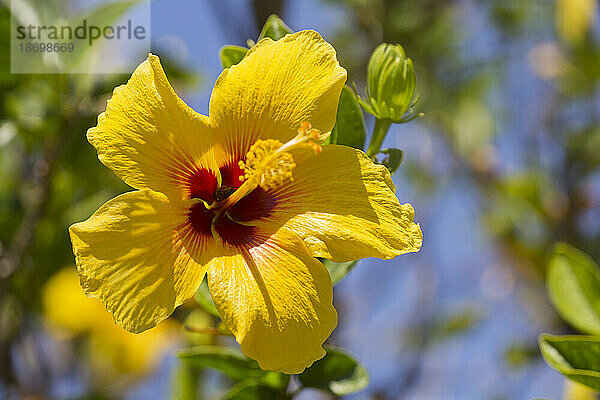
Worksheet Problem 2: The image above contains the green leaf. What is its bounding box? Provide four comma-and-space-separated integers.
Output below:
539, 334, 600, 391
194, 278, 220, 318
178, 346, 265, 381
376, 148, 404, 173
178, 346, 287, 390
221, 382, 283, 400
220, 45, 248, 69
170, 362, 199, 400
258, 14, 293, 41
329, 85, 366, 150
547, 243, 600, 335
322, 259, 358, 285
298, 347, 369, 395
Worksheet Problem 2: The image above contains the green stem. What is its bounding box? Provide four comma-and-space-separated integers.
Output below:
171, 362, 200, 400
366, 118, 392, 156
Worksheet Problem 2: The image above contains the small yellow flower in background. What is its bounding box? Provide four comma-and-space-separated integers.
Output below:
69, 30, 422, 374
85, 318, 175, 377
555, 0, 598, 46
43, 267, 107, 336
43, 268, 177, 376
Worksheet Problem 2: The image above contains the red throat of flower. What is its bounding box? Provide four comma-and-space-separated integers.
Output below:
181, 122, 322, 248
182, 168, 275, 247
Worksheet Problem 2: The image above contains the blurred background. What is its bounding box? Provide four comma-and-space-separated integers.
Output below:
1, 0, 600, 399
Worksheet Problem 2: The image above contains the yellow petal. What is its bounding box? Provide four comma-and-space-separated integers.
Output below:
69, 189, 209, 333
209, 30, 346, 159
206, 229, 337, 374
88, 54, 218, 200
259, 145, 422, 262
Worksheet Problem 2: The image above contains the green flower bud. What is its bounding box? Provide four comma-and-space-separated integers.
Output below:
361, 43, 417, 122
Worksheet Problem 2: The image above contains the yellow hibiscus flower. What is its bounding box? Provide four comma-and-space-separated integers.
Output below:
43, 268, 178, 376
69, 30, 422, 374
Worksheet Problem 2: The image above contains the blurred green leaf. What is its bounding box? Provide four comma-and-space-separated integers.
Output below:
182, 309, 215, 346
430, 306, 482, 341
170, 362, 199, 400
567, 127, 600, 172
3, 0, 56, 27
75, 0, 144, 31
67, 0, 145, 72
220, 45, 248, 69
539, 334, 600, 391
298, 347, 369, 395
329, 85, 366, 149
376, 148, 404, 173
194, 278, 220, 318
178, 346, 265, 381
221, 382, 283, 400
403, 306, 482, 351
504, 342, 539, 369
258, 14, 292, 41
259, 371, 288, 390
322, 259, 358, 285
547, 243, 600, 335
178, 345, 286, 390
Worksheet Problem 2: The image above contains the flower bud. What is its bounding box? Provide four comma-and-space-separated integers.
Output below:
362, 43, 417, 122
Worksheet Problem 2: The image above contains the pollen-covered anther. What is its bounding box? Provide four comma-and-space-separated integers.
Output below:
298, 121, 312, 135
236, 122, 324, 193
285, 121, 325, 155
239, 139, 296, 190
308, 141, 322, 154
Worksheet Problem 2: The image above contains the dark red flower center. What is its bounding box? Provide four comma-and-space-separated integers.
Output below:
187, 168, 218, 203
185, 161, 277, 247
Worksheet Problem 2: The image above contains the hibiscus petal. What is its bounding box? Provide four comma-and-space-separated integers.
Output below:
209, 30, 347, 159
69, 190, 209, 333
88, 54, 218, 200
258, 145, 422, 262
206, 229, 337, 374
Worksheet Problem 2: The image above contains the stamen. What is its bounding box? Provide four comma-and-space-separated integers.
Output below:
213, 121, 324, 214
239, 139, 296, 191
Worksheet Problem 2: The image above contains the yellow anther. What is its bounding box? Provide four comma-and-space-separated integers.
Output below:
296, 121, 322, 142
308, 141, 322, 154
239, 139, 296, 190
298, 121, 312, 135
295, 122, 323, 154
